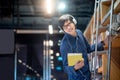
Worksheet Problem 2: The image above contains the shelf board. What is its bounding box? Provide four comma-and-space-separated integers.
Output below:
84, 0, 120, 41
95, 0, 120, 34
104, 34, 120, 48
101, 0, 111, 6
102, 0, 120, 26
93, 25, 108, 35
114, 0, 120, 13
92, 50, 108, 55
101, 11, 110, 26
111, 36, 120, 47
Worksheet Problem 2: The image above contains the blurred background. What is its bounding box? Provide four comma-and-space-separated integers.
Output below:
0, 0, 95, 80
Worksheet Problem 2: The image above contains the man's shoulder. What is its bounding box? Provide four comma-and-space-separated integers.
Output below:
60, 35, 68, 47
76, 29, 82, 34
61, 36, 67, 44
60, 36, 69, 53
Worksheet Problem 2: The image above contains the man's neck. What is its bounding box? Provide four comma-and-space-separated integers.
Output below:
71, 31, 77, 37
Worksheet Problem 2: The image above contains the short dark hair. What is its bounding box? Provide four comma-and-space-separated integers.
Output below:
58, 14, 77, 30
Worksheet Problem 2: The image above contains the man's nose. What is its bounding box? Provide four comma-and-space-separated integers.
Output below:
67, 26, 71, 29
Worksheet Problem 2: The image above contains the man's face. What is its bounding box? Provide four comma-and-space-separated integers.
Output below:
62, 20, 76, 35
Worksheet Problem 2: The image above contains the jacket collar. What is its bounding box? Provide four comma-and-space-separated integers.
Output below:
64, 29, 81, 39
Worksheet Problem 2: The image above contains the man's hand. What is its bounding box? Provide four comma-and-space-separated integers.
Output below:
74, 59, 84, 71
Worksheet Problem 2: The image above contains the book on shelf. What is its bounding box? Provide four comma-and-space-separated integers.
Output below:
67, 53, 83, 66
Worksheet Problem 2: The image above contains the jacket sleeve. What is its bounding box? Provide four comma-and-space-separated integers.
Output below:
81, 33, 104, 53
60, 42, 78, 78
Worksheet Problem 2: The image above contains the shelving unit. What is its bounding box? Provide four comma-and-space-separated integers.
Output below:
102, 0, 120, 26
84, 0, 120, 80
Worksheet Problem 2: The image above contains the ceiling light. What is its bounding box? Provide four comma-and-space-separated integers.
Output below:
51, 66, 54, 69
46, 0, 52, 14
48, 25, 53, 34
49, 40, 53, 46
18, 59, 22, 63
49, 49, 53, 54
56, 52, 60, 56
51, 61, 54, 64
51, 63, 54, 67
58, 2, 66, 10
50, 56, 54, 59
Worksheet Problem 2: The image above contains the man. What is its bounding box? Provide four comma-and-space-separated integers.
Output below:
58, 14, 105, 80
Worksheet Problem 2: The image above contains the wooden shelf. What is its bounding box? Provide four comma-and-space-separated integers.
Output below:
92, 0, 120, 36
84, 15, 94, 39
104, 34, 120, 48
101, 0, 111, 6
84, 0, 120, 37
102, 0, 120, 26
92, 50, 108, 55
101, 11, 110, 26
84, 8, 101, 39
84, 0, 120, 43
93, 25, 108, 35
114, 0, 120, 13
84, 1, 120, 79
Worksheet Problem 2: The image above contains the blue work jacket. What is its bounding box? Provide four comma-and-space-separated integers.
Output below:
60, 29, 104, 80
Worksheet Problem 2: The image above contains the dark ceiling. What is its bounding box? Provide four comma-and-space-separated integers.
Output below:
0, 0, 95, 32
